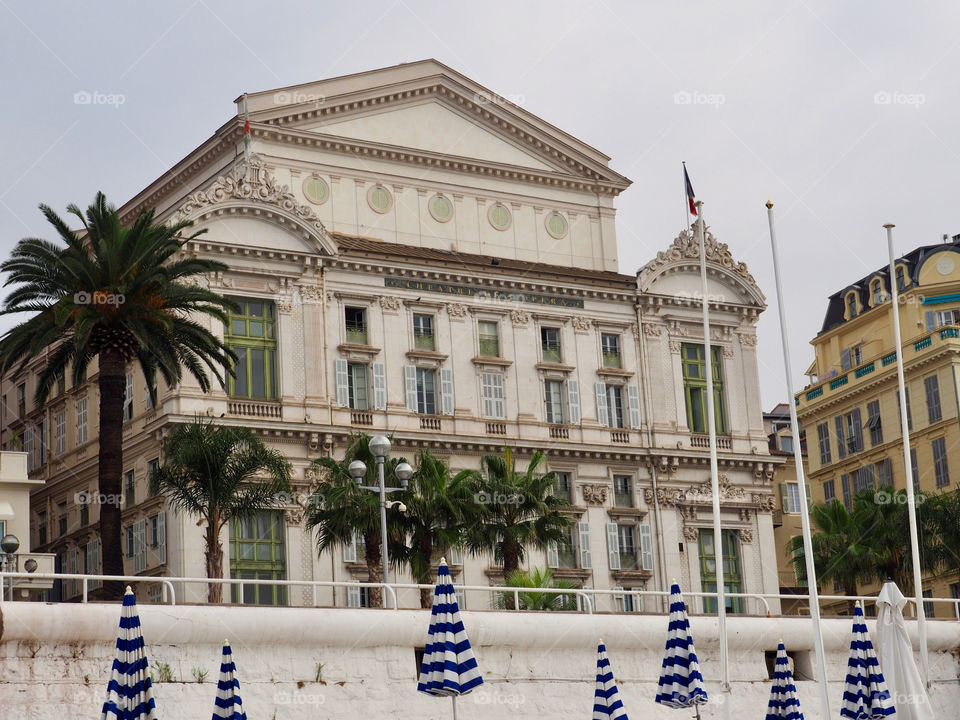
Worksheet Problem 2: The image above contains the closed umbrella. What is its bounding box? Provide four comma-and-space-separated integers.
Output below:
417, 559, 483, 719
593, 640, 629, 720
655, 582, 708, 715
875, 581, 933, 720
765, 641, 802, 720
840, 602, 896, 719
100, 586, 159, 720
212, 639, 246, 720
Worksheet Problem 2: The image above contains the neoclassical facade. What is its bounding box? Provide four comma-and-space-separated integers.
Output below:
0, 60, 780, 612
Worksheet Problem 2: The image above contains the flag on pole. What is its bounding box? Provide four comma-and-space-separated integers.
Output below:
683, 164, 697, 217
242, 93, 251, 158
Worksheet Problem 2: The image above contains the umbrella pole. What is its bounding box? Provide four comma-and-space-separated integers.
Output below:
452, 695, 457, 720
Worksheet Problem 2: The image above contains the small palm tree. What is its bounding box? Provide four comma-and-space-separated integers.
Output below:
398, 449, 479, 608
854, 487, 918, 590
305, 434, 406, 608
466, 448, 571, 578
924, 488, 960, 583
0, 193, 234, 598
149, 417, 292, 603
494, 567, 578, 611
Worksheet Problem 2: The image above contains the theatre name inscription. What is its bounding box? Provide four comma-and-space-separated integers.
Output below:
384, 278, 584, 308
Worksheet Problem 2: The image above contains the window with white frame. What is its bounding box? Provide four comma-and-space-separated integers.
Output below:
480, 372, 505, 419
541, 327, 561, 362
123, 371, 134, 421
478, 320, 500, 357
54, 409, 66, 456
413, 313, 435, 351
545, 379, 565, 424
76, 397, 88, 445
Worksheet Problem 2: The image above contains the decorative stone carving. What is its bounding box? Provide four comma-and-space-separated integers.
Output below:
175, 154, 328, 236
510, 309, 530, 327
581, 484, 609, 505
638, 223, 762, 299
299, 285, 323, 304
738, 333, 759, 347
681, 475, 746, 504
682, 525, 700, 542
722, 345, 734, 358
642, 323, 663, 337
572, 316, 592, 332
752, 493, 776, 512
738, 528, 754, 543
630, 323, 640, 339
446, 302, 468, 318
643, 487, 683, 507
378, 295, 401, 311
276, 296, 293, 314
284, 507, 306, 525
739, 508, 752, 522
668, 339, 683, 354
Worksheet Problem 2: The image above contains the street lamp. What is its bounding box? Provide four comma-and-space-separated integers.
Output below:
1, 534, 20, 572
351, 436, 414, 606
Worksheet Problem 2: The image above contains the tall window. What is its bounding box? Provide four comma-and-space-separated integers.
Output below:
124, 470, 135, 509
76, 398, 88, 445
544, 380, 565, 424
37, 511, 47, 545
911, 448, 919, 493
845, 409, 863, 454
866, 400, 883, 446
123, 371, 134, 421
541, 327, 561, 362
817, 423, 831, 465
226, 298, 277, 400
613, 475, 633, 507
895, 266, 906, 290
846, 292, 859, 318
617, 525, 638, 570
556, 526, 577, 568
16, 383, 25, 418
478, 321, 499, 357
681, 344, 727, 434
230, 511, 287, 606
54, 410, 66, 456
415, 368, 436, 415
872, 280, 883, 305
823, 479, 836, 504
344, 307, 367, 344
782, 482, 810, 513
933, 437, 950, 487
480, 372, 505, 419
552, 471, 573, 502
348, 363, 369, 410
58, 501, 67, 537
413, 314, 435, 351
877, 457, 893, 487
698, 529, 743, 614
925, 375, 942, 423
601, 333, 621, 369
604, 384, 625, 428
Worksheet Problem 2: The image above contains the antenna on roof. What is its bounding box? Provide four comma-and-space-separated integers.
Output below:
943, 234, 949, 243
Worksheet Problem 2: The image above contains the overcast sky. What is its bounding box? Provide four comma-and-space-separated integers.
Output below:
2, 1, 957, 410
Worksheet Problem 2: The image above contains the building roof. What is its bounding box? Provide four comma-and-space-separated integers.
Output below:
818, 237, 960, 335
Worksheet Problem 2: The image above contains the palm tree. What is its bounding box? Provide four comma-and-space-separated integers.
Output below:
494, 567, 578, 611
305, 434, 406, 608
789, 498, 876, 613
0, 193, 234, 598
149, 417, 291, 603
854, 487, 917, 590
466, 448, 571, 578
398, 449, 479, 608
924, 488, 960, 584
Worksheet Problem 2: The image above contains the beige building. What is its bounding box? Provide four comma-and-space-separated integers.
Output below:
796, 236, 960, 615
0, 60, 780, 612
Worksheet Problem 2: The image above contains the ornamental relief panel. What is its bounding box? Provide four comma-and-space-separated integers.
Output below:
581, 484, 609, 505
446, 302, 468, 319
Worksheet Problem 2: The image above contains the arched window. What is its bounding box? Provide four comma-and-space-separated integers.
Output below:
846, 292, 859, 319
871, 279, 884, 305
895, 265, 907, 291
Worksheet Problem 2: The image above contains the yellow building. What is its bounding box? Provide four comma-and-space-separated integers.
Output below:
795, 238, 960, 615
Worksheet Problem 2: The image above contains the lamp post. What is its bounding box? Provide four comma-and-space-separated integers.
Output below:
350, 435, 413, 607
1, 534, 19, 601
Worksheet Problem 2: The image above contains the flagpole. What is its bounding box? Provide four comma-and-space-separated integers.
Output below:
683, 162, 692, 234
884, 223, 930, 687
695, 201, 730, 713
766, 201, 832, 720
242, 92, 251, 175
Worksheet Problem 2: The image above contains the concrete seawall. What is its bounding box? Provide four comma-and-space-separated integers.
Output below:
1, 603, 958, 718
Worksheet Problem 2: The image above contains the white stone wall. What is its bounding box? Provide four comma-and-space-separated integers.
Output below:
1, 602, 958, 719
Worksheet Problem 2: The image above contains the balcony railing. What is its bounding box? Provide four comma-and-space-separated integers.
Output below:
345, 326, 368, 344
486, 422, 506, 435
690, 434, 732, 450
228, 400, 282, 419
413, 333, 435, 351
610, 430, 630, 444
541, 346, 561, 363
420, 416, 442, 431
478, 337, 500, 357
602, 351, 622, 369
350, 411, 373, 426
549, 425, 569, 439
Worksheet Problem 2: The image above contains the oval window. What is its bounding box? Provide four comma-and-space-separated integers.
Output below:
545, 211, 568, 239
429, 194, 453, 222
488, 202, 512, 231
368, 185, 393, 213
303, 176, 329, 205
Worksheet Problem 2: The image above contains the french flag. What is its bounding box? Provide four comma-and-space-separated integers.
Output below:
684, 164, 697, 217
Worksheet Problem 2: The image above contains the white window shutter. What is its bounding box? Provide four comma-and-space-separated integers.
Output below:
347, 581, 361, 608
595, 382, 609, 427
157, 512, 166, 565
372, 362, 386, 410
482, 373, 505, 419
567, 379, 581, 424
133, 518, 146, 573
404, 365, 418, 412
578, 521, 592, 569
440, 368, 454, 415
335, 359, 350, 406
448, 545, 463, 565
343, 531, 358, 563
546, 541, 559, 568
606, 522, 621, 570
88, 538, 101, 590
613, 584, 625, 607
627, 385, 642, 429
455, 584, 466, 610
639, 522, 654, 571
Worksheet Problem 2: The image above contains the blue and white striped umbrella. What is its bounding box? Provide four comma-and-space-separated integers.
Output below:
417, 559, 483, 718
841, 603, 896, 719
765, 641, 803, 720
655, 582, 708, 709
100, 586, 158, 720
593, 640, 629, 720
213, 639, 247, 720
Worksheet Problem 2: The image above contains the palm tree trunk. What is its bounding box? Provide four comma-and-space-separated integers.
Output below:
420, 531, 434, 609
846, 584, 858, 615
502, 540, 521, 610
205, 520, 223, 604
97, 349, 126, 600
364, 530, 383, 608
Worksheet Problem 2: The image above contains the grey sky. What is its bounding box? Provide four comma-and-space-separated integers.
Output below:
2, 1, 957, 410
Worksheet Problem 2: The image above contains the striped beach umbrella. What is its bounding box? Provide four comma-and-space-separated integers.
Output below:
212, 639, 247, 720
765, 641, 803, 720
655, 582, 708, 710
417, 559, 483, 719
100, 586, 158, 720
841, 603, 896, 719
593, 640, 629, 720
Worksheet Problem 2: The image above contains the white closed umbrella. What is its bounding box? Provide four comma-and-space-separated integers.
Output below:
875, 581, 933, 720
